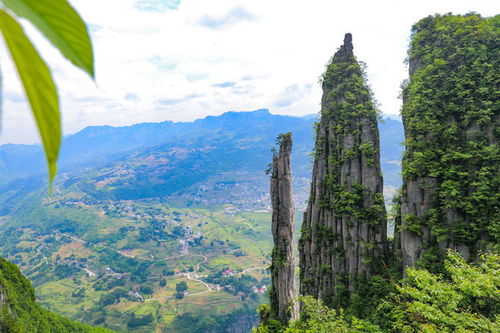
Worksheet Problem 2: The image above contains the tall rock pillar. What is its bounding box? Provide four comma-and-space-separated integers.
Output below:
270, 133, 298, 324
299, 33, 387, 307
398, 14, 499, 271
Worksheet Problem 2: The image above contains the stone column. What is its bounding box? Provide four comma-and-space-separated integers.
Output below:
270, 133, 298, 324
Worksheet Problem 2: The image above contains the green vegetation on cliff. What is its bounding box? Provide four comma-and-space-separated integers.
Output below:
0, 256, 109, 333
299, 33, 387, 310
399, 13, 499, 270
375, 251, 499, 333
261, 13, 499, 333
257, 251, 500, 333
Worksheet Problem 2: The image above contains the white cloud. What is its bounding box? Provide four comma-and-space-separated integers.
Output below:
0, 0, 497, 144
198, 6, 256, 30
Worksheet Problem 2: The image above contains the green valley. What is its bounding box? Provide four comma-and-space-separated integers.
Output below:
0, 183, 275, 331
0, 110, 404, 332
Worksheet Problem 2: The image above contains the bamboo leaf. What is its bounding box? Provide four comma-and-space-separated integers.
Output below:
2, 0, 94, 78
0, 9, 60, 183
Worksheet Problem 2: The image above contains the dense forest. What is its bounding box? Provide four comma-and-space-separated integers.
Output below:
259, 13, 499, 333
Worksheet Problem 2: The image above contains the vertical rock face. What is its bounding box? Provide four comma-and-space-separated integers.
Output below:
398, 14, 499, 271
270, 133, 298, 324
299, 33, 387, 307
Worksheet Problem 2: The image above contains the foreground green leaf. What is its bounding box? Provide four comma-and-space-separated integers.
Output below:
2, 0, 94, 78
0, 9, 60, 183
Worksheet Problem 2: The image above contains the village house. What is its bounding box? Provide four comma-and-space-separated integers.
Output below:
222, 268, 233, 277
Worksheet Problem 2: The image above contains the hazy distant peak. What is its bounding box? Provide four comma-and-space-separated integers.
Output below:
220, 108, 270, 117
300, 114, 318, 120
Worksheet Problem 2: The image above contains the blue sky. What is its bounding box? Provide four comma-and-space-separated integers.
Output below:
0, 0, 497, 144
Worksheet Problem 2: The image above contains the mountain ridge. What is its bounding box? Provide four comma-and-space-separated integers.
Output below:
0, 110, 403, 213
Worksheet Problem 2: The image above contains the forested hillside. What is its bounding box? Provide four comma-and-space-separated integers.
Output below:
0, 256, 110, 332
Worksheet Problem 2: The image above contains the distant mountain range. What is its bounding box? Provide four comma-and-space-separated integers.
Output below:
0, 109, 403, 211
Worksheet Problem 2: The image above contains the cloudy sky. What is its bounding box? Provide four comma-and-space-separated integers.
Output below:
0, 0, 497, 144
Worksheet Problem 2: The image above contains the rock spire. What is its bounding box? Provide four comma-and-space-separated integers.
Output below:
269, 133, 298, 324
299, 33, 387, 307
